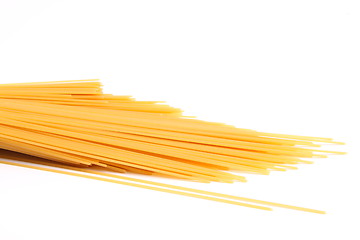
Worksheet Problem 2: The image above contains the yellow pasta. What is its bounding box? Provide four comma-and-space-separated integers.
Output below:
0, 79, 344, 213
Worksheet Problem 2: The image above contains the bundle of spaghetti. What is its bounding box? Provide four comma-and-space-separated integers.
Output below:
0, 79, 345, 212
0, 80, 345, 183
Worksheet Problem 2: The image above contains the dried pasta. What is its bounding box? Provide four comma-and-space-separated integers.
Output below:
0, 79, 344, 213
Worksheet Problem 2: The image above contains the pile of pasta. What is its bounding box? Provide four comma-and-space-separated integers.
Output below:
0, 79, 344, 213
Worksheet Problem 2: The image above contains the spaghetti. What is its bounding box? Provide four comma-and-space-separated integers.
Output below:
0, 79, 344, 213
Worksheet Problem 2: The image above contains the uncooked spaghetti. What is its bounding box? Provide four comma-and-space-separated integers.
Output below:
0, 79, 344, 213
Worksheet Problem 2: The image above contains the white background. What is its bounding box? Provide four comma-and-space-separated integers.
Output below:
0, 1, 359, 239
